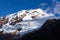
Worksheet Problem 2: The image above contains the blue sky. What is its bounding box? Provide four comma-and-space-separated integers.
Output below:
0, 0, 59, 17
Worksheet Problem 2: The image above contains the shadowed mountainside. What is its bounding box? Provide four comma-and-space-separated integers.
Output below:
20, 19, 60, 40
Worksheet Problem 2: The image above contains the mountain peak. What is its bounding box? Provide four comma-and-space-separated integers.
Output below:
0, 8, 54, 36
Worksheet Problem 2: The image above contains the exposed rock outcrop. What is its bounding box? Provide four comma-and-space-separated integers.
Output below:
9, 16, 22, 25
0, 17, 9, 27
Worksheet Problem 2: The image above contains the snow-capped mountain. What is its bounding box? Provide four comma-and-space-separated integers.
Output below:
0, 8, 59, 37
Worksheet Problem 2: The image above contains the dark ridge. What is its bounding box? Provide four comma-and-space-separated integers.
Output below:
20, 19, 60, 40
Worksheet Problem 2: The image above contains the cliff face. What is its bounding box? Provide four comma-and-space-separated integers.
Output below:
20, 19, 60, 40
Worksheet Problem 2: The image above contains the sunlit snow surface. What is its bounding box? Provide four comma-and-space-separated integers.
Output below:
0, 8, 60, 37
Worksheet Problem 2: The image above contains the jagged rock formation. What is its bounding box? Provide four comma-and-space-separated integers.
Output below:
20, 19, 60, 40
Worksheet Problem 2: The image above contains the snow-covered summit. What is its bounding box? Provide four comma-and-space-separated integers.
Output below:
0, 8, 57, 36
